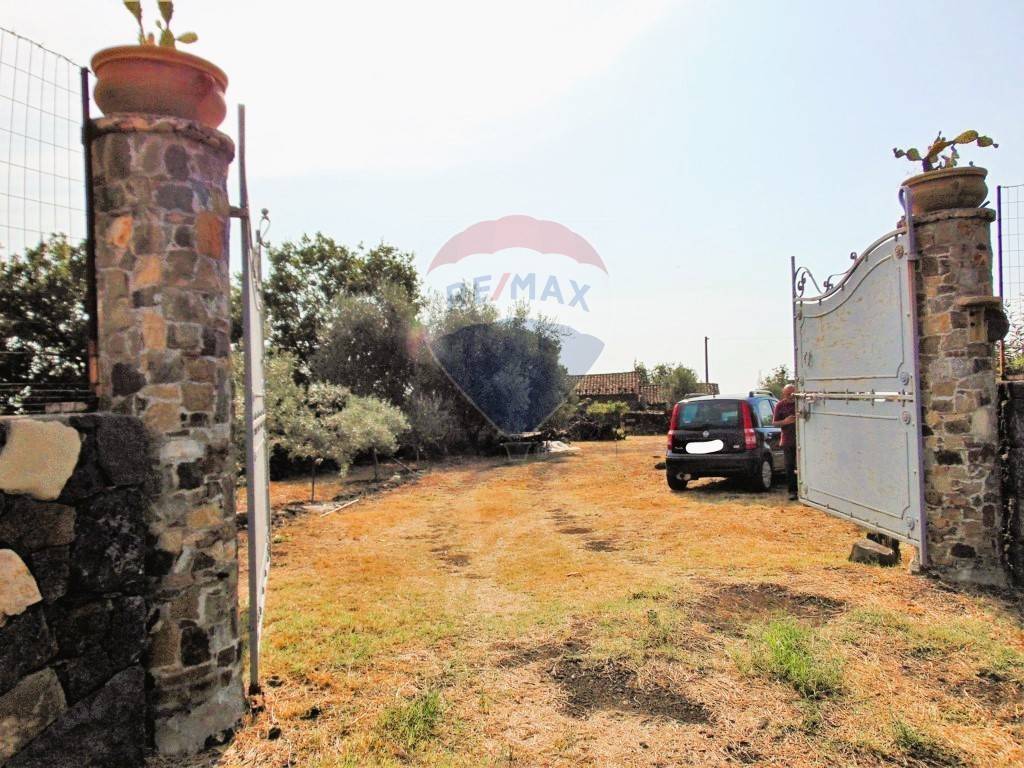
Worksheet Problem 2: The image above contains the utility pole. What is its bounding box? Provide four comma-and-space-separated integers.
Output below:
704, 336, 709, 384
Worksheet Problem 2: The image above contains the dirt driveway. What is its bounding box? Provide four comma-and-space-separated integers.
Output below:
199, 436, 1024, 767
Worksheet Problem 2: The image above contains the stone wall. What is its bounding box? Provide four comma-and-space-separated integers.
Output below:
913, 207, 1005, 585
0, 415, 152, 767
998, 381, 1024, 586
90, 114, 243, 753
1, 113, 245, 762
623, 410, 670, 436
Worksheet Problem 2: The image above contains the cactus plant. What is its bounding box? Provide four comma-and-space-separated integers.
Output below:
123, 1, 198, 47
893, 130, 998, 172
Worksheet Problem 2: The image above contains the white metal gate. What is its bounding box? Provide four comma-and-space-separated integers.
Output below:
235, 105, 272, 691
792, 223, 927, 560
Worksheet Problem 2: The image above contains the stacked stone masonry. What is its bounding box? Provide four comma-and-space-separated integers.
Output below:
0, 415, 151, 767
913, 208, 1006, 586
91, 114, 243, 754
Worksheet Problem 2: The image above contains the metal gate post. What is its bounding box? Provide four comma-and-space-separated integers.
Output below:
234, 104, 273, 696
790, 256, 798, 380
900, 187, 928, 567
997, 185, 1005, 377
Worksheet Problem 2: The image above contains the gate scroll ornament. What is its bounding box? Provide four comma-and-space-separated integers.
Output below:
791, 190, 927, 562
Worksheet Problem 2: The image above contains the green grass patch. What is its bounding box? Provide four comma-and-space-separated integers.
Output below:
891, 717, 966, 767
848, 608, 1007, 664
267, 609, 380, 675
745, 617, 843, 699
629, 588, 671, 602
266, 596, 458, 678
797, 700, 823, 734
376, 689, 445, 752
908, 621, 981, 659
846, 608, 912, 633
642, 609, 675, 650
586, 597, 692, 662
478, 598, 573, 641
938, 702, 976, 725
978, 645, 1024, 682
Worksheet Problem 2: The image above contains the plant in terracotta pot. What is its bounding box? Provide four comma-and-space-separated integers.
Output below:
91, 1, 228, 130
893, 130, 998, 215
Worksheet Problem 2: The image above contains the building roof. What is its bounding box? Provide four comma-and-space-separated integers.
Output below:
639, 384, 673, 406
568, 372, 720, 402
568, 371, 640, 397
689, 382, 721, 396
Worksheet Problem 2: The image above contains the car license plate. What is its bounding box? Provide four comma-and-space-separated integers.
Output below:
685, 439, 724, 455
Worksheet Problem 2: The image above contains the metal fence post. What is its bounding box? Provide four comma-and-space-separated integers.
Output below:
997, 185, 1005, 378
80, 66, 98, 395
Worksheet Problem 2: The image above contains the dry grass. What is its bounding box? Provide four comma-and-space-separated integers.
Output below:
175, 436, 1024, 767
236, 459, 415, 511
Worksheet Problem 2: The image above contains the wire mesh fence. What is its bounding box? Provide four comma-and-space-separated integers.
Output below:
999, 183, 1024, 298
999, 184, 1024, 377
0, 27, 94, 413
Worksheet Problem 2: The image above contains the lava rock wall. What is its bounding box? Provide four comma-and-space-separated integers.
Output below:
0, 415, 153, 767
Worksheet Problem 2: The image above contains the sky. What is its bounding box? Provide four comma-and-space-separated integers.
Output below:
4, 0, 1024, 391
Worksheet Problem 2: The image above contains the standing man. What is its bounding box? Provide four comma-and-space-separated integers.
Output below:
772, 384, 798, 500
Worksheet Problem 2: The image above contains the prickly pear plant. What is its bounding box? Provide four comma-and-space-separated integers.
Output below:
893, 130, 998, 172
123, 1, 198, 48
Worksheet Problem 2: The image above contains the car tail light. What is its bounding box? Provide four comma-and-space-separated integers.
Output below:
667, 403, 680, 449
741, 402, 757, 450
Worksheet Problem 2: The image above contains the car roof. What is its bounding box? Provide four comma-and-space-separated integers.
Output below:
676, 392, 776, 404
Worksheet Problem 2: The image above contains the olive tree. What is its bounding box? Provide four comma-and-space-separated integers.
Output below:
403, 391, 455, 460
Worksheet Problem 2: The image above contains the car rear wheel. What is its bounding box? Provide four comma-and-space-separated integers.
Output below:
666, 469, 688, 491
749, 457, 773, 492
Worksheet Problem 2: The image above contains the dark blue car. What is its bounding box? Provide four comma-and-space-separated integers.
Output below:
665, 391, 784, 491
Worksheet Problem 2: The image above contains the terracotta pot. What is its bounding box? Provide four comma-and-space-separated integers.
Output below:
91, 45, 228, 130
902, 166, 988, 215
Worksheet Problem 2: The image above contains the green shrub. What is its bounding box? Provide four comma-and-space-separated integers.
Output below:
573, 400, 629, 440
585, 400, 629, 420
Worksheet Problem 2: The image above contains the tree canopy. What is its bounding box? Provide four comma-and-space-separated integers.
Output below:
759, 364, 792, 398
403, 391, 455, 457
649, 362, 700, 402
0, 236, 89, 410
263, 234, 419, 369
427, 294, 570, 435
312, 282, 419, 406
232, 350, 409, 478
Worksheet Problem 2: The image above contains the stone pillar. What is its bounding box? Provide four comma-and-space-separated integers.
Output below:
91, 115, 243, 753
913, 207, 1006, 586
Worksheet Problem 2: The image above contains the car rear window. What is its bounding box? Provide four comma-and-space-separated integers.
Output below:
678, 400, 740, 428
